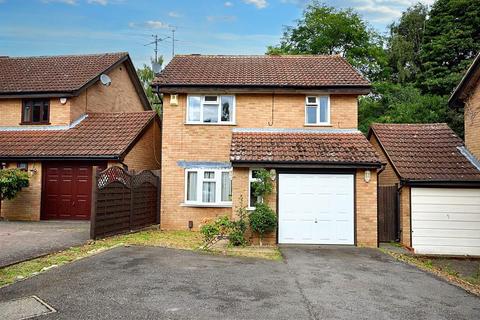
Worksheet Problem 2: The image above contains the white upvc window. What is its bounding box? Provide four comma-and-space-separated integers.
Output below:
248, 169, 263, 210
185, 168, 232, 206
187, 95, 235, 124
305, 95, 330, 125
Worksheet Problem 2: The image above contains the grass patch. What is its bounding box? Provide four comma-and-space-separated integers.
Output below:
381, 248, 480, 296
0, 229, 280, 288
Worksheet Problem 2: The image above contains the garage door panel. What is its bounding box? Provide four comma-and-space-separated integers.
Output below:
411, 187, 480, 255
278, 174, 354, 245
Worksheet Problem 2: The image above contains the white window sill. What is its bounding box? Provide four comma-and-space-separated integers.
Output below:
304, 123, 332, 127
181, 203, 233, 208
184, 122, 237, 126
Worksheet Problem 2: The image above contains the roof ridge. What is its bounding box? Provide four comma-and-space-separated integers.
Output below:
1, 52, 128, 60
173, 54, 342, 58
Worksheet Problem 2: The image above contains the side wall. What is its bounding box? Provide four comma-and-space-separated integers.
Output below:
355, 169, 378, 247
70, 62, 145, 120
123, 121, 162, 171
464, 78, 480, 160
369, 134, 399, 186
0, 162, 42, 221
399, 186, 411, 247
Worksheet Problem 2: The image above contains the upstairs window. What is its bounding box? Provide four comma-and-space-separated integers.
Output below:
187, 95, 235, 124
22, 99, 49, 124
305, 96, 329, 125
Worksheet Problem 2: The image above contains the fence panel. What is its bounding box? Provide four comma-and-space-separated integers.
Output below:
90, 166, 160, 239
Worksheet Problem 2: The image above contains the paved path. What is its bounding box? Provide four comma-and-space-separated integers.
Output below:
0, 246, 478, 319
0, 220, 90, 267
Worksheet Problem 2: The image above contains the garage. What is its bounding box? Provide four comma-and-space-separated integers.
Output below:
278, 173, 354, 245
41, 162, 94, 220
411, 187, 480, 255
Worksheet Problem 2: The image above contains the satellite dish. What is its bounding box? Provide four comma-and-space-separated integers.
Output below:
100, 74, 112, 86
152, 62, 162, 74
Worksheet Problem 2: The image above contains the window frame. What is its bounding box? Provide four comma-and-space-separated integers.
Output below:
21, 99, 50, 125
184, 168, 233, 207
186, 94, 236, 125
248, 168, 263, 210
304, 95, 330, 126
16, 162, 28, 171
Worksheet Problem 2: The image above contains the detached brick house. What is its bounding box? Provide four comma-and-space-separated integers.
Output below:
153, 55, 382, 247
0, 52, 161, 221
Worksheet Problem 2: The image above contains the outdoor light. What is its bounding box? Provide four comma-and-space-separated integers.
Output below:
364, 170, 371, 183
270, 169, 276, 181
59, 97, 67, 105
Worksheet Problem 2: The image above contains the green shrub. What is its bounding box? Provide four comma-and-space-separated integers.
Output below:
251, 169, 274, 202
200, 223, 220, 243
0, 169, 29, 201
249, 203, 277, 246
228, 199, 248, 246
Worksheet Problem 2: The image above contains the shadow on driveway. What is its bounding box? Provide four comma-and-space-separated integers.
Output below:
0, 220, 90, 267
0, 245, 478, 319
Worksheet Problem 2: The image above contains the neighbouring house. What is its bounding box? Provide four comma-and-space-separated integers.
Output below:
0, 52, 161, 221
368, 123, 480, 256
152, 54, 382, 247
449, 52, 480, 160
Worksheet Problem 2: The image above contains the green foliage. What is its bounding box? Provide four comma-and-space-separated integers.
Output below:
249, 203, 277, 246
267, 1, 388, 81
200, 223, 220, 243
200, 209, 249, 247
418, 0, 480, 96
358, 82, 448, 134
136, 56, 163, 115
387, 3, 428, 84
229, 196, 248, 246
251, 169, 273, 200
0, 169, 29, 201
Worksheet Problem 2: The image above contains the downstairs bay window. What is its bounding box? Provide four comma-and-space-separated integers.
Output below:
185, 168, 232, 206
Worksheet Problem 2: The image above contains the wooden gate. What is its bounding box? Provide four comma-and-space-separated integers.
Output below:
90, 166, 160, 239
378, 185, 398, 242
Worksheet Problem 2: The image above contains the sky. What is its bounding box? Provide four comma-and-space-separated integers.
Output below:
0, 0, 435, 68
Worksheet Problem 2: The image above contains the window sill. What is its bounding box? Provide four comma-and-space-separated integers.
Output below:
184, 122, 237, 126
304, 123, 332, 127
19, 122, 51, 125
181, 203, 233, 208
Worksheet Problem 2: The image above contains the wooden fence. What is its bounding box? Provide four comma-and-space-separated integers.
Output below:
378, 185, 398, 242
90, 166, 160, 239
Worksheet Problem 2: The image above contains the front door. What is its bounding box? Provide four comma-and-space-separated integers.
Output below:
278, 173, 354, 245
41, 162, 93, 220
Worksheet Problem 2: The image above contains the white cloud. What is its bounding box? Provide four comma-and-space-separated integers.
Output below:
224, 1, 233, 7
243, 0, 267, 9
87, 0, 108, 5
168, 11, 182, 18
129, 20, 171, 30
206, 15, 237, 23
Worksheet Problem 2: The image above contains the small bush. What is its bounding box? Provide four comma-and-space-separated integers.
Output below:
249, 202, 277, 246
0, 168, 29, 200
200, 223, 220, 243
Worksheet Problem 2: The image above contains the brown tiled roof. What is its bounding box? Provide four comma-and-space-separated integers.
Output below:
153, 55, 370, 88
0, 111, 157, 159
0, 52, 128, 94
230, 129, 381, 166
370, 123, 480, 181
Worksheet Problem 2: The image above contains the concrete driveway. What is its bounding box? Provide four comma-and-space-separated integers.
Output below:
0, 246, 478, 320
0, 221, 90, 267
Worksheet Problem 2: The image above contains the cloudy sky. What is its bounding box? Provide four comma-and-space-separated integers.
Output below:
0, 0, 434, 67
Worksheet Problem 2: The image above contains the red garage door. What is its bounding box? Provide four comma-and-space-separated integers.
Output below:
41, 162, 94, 220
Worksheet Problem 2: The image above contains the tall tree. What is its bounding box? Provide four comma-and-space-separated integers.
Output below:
387, 3, 428, 84
418, 0, 480, 96
267, 1, 387, 81
137, 56, 163, 114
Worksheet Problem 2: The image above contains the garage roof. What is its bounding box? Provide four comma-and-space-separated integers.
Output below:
230, 128, 382, 168
0, 111, 157, 160
368, 123, 480, 183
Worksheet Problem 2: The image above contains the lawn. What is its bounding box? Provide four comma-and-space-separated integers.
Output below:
381, 247, 480, 296
0, 229, 281, 288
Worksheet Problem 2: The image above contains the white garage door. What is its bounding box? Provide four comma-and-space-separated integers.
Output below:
278, 174, 354, 245
411, 188, 480, 255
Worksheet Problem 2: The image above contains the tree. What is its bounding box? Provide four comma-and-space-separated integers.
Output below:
267, 1, 388, 81
358, 82, 448, 134
418, 0, 480, 96
137, 56, 163, 115
0, 169, 29, 215
387, 3, 428, 84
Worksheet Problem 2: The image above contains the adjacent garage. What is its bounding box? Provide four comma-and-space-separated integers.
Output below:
278, 173, 354, 245
411, 187, 480, 256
